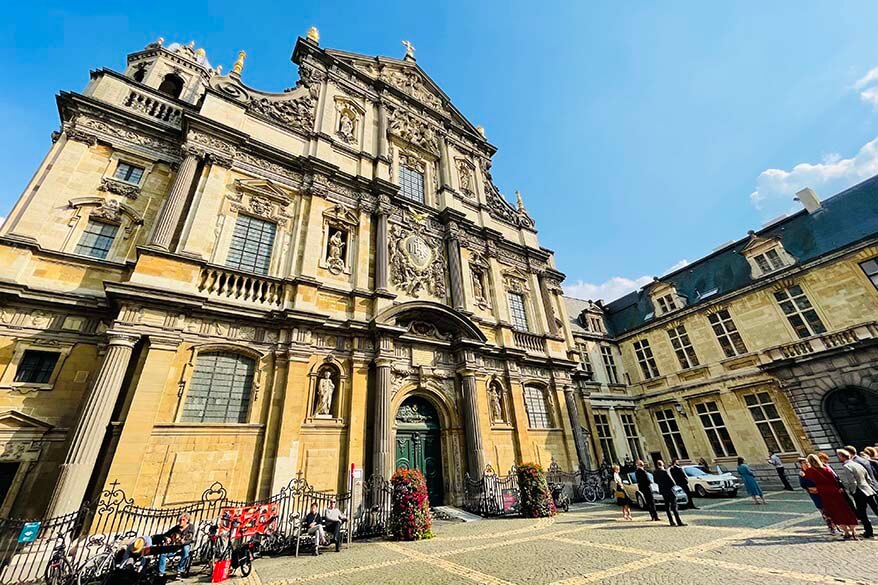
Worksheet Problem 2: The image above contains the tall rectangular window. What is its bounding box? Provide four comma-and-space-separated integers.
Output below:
578, 345, 594, 381
744, 392, 795, 453
524, 386, 551, 429
226, 215, 276, 275
655, 408, 689, 460
14, 350, 60, 384
620, 413, 642, 461
667, 325, 699, 370
507, 292, 529, 331
773, 285, 826, 339
633, 339, 660, 380
860, 258, 878, 289
113, 162, 145, 184
182, 352, 255, 423
708, 310, 747, 358
74, 220, 118, 260
593, 413, 617, 464
399, 165, 425, 204
695, 401, 737, 457
600, 346, 619, 384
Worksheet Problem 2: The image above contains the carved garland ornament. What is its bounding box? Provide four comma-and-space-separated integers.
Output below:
389, 211, 447, 299
388, 109, 440, 155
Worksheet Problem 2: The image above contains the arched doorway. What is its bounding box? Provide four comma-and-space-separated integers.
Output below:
826, 387, 878, 448
395, 396, 444, 505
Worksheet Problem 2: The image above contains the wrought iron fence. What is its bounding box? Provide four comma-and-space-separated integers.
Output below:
0, 472, 390, 585
463, 460, 613, 517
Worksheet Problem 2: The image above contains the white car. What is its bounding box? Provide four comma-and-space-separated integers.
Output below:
683, 465, 739, 498
623, 471, 689, 509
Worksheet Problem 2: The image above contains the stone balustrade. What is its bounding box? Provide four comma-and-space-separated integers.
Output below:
762, 321, 878, 362
197, 266, 284, 308
513, 330, 547, 353
122, 88, 182, 126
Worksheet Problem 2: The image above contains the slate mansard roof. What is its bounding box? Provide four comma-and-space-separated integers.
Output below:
602, 174, 878, 337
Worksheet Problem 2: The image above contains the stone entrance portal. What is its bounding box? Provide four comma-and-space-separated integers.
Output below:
395, 396, 444, 505
825, 387, 878, 448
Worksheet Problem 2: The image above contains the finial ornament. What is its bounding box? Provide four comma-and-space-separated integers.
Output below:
402, 40, 416, 61
215, 65, 223, 75
307, 26, 320, 44
157, 37, 165, 47
515, 190, 525, 211
476, 125, 485, 138
232, 50, 246, 75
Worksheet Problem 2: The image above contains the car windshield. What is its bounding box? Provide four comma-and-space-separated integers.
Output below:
684, 467, 707, 477
628, 471, 653, 482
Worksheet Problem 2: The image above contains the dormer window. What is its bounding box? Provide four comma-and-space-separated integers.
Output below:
649, 282, 685, 317
754, 248, 785, 274
741, 232, 795, 279
656, 294, 678, 314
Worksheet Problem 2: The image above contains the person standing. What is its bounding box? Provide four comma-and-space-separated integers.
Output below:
804, 453, 859, 540
634, 460, 659, 521
845, 445, 878, 491
613, 464, 633, 521
737, 457, 766, 505
654, 461, 685, 527
838, 449, 876, 539
864, 447, 878, 478
797, 457, 835, 534
768, 452, 794, 491
669, 459, 697, 509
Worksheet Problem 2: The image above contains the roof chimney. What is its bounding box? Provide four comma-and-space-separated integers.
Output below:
795, 187, 821, 214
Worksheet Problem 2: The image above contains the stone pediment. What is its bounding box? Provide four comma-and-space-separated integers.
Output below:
739, 232, 781, 254
0, 410, 53, 442
234, 178, 294, 204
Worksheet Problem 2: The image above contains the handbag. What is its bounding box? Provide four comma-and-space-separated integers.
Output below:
614, 483, 626, 499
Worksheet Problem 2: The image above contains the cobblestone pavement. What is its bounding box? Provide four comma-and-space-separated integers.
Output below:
200, 491, 878, 585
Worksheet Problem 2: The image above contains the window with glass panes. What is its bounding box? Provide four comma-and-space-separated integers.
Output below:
600, 345, 620, 384
113, 162, 145, 184
226, 215, 276, 275
655, 408, 689, 459
632, 339, 660, 380
667, 325, 699, 369
656, 294, 677, 313
74, 220, 118, 260
773, 285, 826, 339
620, 413, 642, 460
744, 392, 795, 453
754, 248, 785, 273
14, 350, 60, 384
695, 401, 736, 457
578, 345, 594, 381
708, 310, 747, 358
593, 413, 617, 464
524, 386, 551, 428
507, 292, 529, 331
182, 352, 255, 423
860, 258, 878, 289
399, 164, 425, 204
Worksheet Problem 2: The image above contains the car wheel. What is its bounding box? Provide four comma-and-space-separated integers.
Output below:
729, 489, 738, 498
695, 485, 708, 498
636, 493, 646, 509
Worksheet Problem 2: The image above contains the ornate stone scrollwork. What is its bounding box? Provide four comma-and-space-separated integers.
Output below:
387, 109, 440, 155
480, 158, 535, 230
388, 211, 447, 299
98, 177, 141, 200
379, 66, 446, 113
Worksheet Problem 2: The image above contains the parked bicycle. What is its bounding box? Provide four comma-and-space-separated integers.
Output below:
44, 535, 73, 585
549, 482, 570, 512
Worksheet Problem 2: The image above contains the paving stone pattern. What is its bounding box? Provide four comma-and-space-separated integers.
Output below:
198, 492, 878, 585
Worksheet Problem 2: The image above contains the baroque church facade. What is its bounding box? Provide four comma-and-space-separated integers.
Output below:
0, 32, 588, 517
2, 31, 878, 520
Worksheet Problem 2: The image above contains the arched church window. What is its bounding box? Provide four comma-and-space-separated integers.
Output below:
182, 351, 255, 423
133, 68, 146, 83
157, 73, 184, 99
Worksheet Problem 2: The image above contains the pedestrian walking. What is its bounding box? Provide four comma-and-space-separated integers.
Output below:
864, 447, 878, 478
654, 460, 685, 527
613, 464, 633, 521
844, 445, 878, 491
670, 458, 698, 509
634, 460, 659, 521
837, 449, 876, 539
737, 457, 766, 505
797, 457, 836, 534
768, 452, 795, 491
804, 453, 859, 540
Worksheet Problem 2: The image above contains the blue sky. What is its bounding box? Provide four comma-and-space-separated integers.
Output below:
3, 2, 878, 301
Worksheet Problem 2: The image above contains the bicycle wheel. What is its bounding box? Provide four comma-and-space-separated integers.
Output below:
238, 556, 251, 578
76, 551, 112, 585
45, 557, 73, 585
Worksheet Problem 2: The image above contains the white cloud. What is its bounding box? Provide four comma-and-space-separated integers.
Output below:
855, 68, 878, 106
854, 67, 878, 90
861, 86, 878, 106
749, 136, 878, 214
563, 259, 689, 303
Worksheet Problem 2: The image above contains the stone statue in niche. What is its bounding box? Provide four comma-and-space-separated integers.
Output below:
326, 228, 347, 274
489, 384, 504, 422
337, 109, 356, 144
315, 369, 336, 416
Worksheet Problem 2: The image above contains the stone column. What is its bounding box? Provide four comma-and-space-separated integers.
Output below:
538, 274, 559, 337
564, 386, 592, 472
377, 102, 389, 160
446, 223, 465, 310
373, 357, 392, 479
460, 371, 486, 477
374, 195, 391, 293
46, 331, 140, 517
150, 150, 200, 250
438, 135, 452, 189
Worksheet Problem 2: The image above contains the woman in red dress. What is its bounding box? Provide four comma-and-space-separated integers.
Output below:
804, 453, 858, 539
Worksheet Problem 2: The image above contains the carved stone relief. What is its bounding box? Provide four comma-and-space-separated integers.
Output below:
479, 158, 535, 230
379, 66, 447, 113
388, 109, 440, 155
389, 211, 447, 299
98, 177, 141, 199
455, 158, 475, 199
334, 98, 362, 145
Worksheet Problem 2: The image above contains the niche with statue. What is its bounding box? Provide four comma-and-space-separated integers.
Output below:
309, 359, 344, 420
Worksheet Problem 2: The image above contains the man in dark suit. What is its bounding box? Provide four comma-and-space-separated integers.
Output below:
670, 458, 698, 509
654, 460, 685, 527
635, 460, 659, 521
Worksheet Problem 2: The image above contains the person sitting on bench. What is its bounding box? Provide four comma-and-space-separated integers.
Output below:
157, 513, 194, 578
303, 503, 327, 556
323, 499, 347, 552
